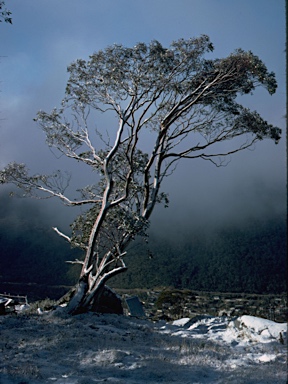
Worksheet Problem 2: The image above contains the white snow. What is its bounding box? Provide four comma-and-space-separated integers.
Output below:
172, 317, 191, 327
237, 315, 287, 339
0, 310, 287, 383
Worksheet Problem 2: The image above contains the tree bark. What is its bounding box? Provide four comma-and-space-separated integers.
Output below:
66, 278, 89, 314
63, 264, 127, 315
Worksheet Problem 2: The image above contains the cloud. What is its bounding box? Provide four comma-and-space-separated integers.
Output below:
0, 0, 285, 238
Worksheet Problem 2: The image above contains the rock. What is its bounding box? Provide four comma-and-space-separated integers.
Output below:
90, 285, 123, 315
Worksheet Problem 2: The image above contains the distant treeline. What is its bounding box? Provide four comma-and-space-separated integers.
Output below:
0, 196, 286, 295
0, 194, 81, 289
111, 216, 287, 294
0, 212, 81, 287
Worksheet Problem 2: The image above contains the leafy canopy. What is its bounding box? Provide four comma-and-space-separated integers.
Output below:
0, 36, 281, 245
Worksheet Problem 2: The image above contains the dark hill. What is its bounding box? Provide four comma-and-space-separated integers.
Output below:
0, 194, 286, 297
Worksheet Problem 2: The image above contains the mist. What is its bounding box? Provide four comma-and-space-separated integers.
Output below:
0, 1, 286, 294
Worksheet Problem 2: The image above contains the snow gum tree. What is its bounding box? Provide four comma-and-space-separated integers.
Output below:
0, 36, 281, 314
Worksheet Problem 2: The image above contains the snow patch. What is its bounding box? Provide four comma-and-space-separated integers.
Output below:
172, 317, 191, 326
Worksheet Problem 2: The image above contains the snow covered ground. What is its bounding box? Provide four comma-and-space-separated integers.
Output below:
0, 309, 287, 383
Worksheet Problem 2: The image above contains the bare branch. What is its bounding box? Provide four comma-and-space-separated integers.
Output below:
66, 259, 84, 265
52, 227, 71, 242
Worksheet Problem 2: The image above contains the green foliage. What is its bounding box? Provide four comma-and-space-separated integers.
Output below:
0, 1, 12, 24
64, 37, 280, 143
70, 203, 150, 251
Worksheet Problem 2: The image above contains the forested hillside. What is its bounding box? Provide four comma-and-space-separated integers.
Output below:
111, 216, 287, 294
0, 195, 81, 289
0, 195, 286, 295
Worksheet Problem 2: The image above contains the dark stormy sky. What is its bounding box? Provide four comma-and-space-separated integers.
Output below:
0, 0, 286, 236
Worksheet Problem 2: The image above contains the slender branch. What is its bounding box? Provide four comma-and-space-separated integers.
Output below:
66, 259, 84, 265
52, 227, 71, 242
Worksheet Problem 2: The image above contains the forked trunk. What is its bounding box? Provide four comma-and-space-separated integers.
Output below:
64, 275, 102, 315
63, 266, 127, 315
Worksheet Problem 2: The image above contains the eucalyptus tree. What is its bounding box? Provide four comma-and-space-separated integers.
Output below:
0, 36, 281, 314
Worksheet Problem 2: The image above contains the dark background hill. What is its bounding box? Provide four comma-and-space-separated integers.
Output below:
0, 194, 286, 299
111, 216, 286, 293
